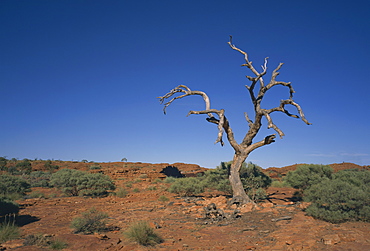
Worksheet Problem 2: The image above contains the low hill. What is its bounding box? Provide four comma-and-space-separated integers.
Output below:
265, 162, 369, 180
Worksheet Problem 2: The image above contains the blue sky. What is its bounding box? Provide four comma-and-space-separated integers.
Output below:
1, 0, 369, 168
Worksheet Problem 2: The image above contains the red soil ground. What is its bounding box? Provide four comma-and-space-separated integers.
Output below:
1, 161, 369, 250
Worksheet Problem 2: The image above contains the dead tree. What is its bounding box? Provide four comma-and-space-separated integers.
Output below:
158, 37, 311, 205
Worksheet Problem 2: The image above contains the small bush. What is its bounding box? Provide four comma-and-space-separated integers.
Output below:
163, 176, 176, 183
28, 191, 46, 199
285, 164, 333, 191
24, 171, 51, 187
71, 208, 109, 234
248, 187, 268, 202
24, 234, 50, 246
200, 164, 232, 193
49, 238, 68, 250
44, 160, 59, 171
7, 166, 19, 175
333, 168, 370, 187
270, 180, 291, 188
79, 173, 116, 197
115, 188, 128, 198
158, 195, 169, 202
168, 177, 204, 196
0, 216, 20, 244
50, 169, 85, 196
133, 178, 142, 183
124, 221, 163, 246
152, 178, 162, 184
50, 169, 115, 197
304, 169, 370, 223
147, 186, 157, 191
24, 234, 68, 250
0, 175, 31, 199
0, 157, 8, 171
240, 162, 272, 199
15, 159, 32, 174
89, 164, 101, 170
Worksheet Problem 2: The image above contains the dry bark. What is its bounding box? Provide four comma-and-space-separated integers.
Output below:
158, 36, 311, 205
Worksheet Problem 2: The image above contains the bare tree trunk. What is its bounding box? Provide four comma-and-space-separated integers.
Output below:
229, 152, 255, 205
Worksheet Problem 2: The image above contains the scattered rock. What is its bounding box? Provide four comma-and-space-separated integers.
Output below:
204, 203, 227, 220
259, 202, 274, 208
239, 203, 254, 213
0, 239, 23, 249
271, 216, 292, 222
96, 234, 110, 240
322, 234, 341, 245
245, 244, 257, 250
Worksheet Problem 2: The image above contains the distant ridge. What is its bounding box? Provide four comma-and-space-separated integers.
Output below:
265, 162, 369, 180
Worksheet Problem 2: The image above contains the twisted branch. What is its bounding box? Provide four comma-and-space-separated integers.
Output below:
158, 85, 212, 115
228, 36, 311, 145
158, 37, 311, 155
158, 86, 241, 151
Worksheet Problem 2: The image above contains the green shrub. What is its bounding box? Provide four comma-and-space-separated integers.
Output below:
0, 216, 20, 244
49, 238, 68, 250
285, 164, 333, 191
24, 234, 68, 250
7, 166, 18, 175
71, 208, 109, 234
79, 173, 116, 197
0, 198, 19, 216
0, 157, 8, 171
200, 161, 271, 202
270, 180, 291, 188
147, 186, 157, 191
124, 221, 163, 246
333, 168, 370, 187
163, 176, 176, 183
15, 159, 32, 175
50, 169, 115, 197
248, 187, 268, 202
168, 177, 205, 196
152, 178, 163, 184
133, 178, 142, 183
0, 175, 31, 198
28, 191, 46, 199
24, 171, 51, 187
304, 169, 370, 223
200, 163, 232, 193
24, 234, 50, 246
115, 188, 128, 198
44, 160, 59, 171
89, 164, 101, 170
158, 195, 169, 202
240, 162, 272, 200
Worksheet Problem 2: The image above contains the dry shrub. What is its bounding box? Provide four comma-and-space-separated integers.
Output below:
124, 221, 163, 246
71, 208, 108, 234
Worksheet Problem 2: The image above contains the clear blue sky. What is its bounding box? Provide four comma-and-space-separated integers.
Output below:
1, 0, 369, 168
